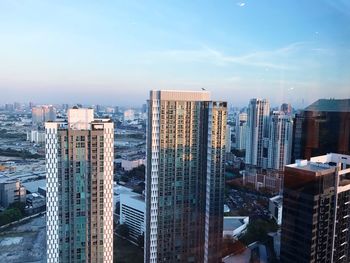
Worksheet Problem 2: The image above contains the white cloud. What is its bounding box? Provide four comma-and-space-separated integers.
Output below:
144, 42, 312, 70
237, 2, 246, 7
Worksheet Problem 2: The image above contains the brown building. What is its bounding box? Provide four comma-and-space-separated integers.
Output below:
281, 153, 350, 263
292, 99, 350, 162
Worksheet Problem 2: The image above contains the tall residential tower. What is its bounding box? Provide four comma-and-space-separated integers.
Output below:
235, 112, 248, 151
245, 99, 270, 168
46, 108, 114, 263
145, 90, 227, 263
268, 111, 293, 170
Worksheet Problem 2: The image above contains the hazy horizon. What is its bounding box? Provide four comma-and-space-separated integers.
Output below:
1, 0, 350, 108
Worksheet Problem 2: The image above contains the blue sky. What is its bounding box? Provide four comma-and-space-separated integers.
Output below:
0, 0, 349, 107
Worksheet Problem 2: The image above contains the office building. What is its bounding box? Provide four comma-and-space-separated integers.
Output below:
268, 112, 293, 170
0, 180, 26, 208
292, 99, 350, 162
120, 191, 145, 240
280, 153, 350, 263
245, 99, 270, 168
235, 112, 248, 151
45, 108, 114, 263
243, 167, 282, 194
145, 90, 227, 263
32, 105, 56, 125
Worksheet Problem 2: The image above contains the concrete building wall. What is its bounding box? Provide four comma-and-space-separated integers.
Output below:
0, 180, 26, 208
120, 193, 146, 240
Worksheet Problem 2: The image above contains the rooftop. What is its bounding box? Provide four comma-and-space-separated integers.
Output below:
223, 217, 249, 231
150, 90, 211, 101
304, 99, 350, 113
288, 153, 350, 173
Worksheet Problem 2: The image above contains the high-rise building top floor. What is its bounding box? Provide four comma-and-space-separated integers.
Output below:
288, 153, 350, 173
292, 99, 350, 162
304, 98, 350, 112
150, 89, 211, 101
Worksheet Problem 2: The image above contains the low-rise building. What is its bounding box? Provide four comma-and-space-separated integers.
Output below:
243, 167, 283, 194
0, 180, 26, 208
120, 191, 145, 240
27, 130, 45, 144
269, 195, 283, 225
121, 158, 145, 171
26, 193, 46, 213
223, 216, 249, 239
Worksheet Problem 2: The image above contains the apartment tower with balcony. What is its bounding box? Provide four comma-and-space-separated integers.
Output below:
145, 90, 227, 263
245, 98, 270, 169
45, 108, 114, 263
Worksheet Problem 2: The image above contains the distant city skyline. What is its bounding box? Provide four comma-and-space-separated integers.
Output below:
1, 0, 349, 107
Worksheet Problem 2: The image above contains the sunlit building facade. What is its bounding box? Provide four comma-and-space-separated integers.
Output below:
268, 111, 293, 170
32, 105, 56, 125
46, 108, 114, 263
245, 99, 270, 168
145, 90, 227, 263
235, 112, 248, 151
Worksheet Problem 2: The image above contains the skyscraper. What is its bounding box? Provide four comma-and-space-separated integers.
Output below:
235, 112, 248, 151
32, 105, 56, 125
280, 153, 350, 263
145, 90, 227, 263
226, 125, 232, 153
245, 99, 270, 168
45, 108, 114, 263
280, 103, 292, 115
292, 99, 350, 162
268, 111, 293, 170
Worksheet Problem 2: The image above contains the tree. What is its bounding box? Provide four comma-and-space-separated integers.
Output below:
239, 219, 278, 245
126, 165, 145, 180
0, 208, 22, 226
8, 201, 25, 214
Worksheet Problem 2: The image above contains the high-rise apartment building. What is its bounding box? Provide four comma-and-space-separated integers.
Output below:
280, 103, 292, 115
32, 105, 56, 125
145, 90, 227, 263
45, 108, 114, 263
245, 99, 270, 168
292, 99, 350, 162
235, 112, 248, 151
281, 153, 350, 263
268, 111, 293, 170
226, 125, 232, 153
